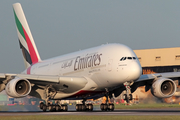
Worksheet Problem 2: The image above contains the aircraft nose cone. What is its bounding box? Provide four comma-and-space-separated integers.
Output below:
128, 62, 142, 81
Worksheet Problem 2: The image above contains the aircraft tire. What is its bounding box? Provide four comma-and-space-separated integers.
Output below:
49, 105, 53, 112
65, 105, 68, 111
62, 105, 68, 111
129, 94, 133, 100
104, 104, 108, 111
40, 102, 44, 109
76, 104, 79, 111
109, 104, 114, 111
55, 105, 61, 112
88, 104, 93, 111
42, 105, 47, 112
123, 94, 127, 100
100, 104, 104, 111
82, 104, 86, 111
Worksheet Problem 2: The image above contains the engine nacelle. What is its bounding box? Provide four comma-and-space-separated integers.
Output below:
151, 77, 177, 98
5, 78, 31, 98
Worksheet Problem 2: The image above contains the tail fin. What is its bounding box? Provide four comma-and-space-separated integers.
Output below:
13, 3, 41, 68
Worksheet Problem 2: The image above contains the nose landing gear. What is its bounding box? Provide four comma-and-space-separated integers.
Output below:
123, 82, 133, 104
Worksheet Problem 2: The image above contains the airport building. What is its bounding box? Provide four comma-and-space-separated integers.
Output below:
134, 47, 180, 74
129, 47, 180, 103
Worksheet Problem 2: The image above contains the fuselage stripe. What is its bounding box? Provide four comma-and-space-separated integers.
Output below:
27, 66, 31, 74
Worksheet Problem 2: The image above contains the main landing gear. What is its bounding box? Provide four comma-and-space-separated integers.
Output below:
100, 103, 114, 111
76, 99, 93, 111
39, 86, 68, 112
76, 104, 93, 111
100, 90, 114, 111
39, 101, 68, 112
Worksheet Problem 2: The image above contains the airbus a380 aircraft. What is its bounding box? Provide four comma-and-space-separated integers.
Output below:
0, 3, 179, 112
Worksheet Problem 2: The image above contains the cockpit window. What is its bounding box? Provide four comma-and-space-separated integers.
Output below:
120, 57, 124, 61
120, 57, 136, 61
133, 57, 136, 60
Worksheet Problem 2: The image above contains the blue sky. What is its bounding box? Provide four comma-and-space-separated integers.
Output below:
0, 0, 180, 73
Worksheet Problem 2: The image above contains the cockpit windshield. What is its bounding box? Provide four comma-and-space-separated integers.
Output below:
120, 57, 136, 61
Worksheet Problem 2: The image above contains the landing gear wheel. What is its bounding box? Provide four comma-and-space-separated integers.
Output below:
104, 104, 108, 111
76, 104, 93, 111
76, 104, 79, 111
42, 104, 47, 112
108, 104, 114, 111
55, 105, 61, 112
79, 104, 82, 111
100, 104, 108, 111
49, 105, 54, 112
40, 102, 44, 109
82, 104, 86, 111
62, 105, 68, 111
100, 104, 104, 111
88, 104, 93, 111
100, 103, 114, 111
65, 105, 68, 111
123, 94, 127, 100
129, 94, 133, 100
76, 104, 82, 111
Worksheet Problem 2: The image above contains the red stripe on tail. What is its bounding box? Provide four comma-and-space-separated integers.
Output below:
23, 27, 39, 64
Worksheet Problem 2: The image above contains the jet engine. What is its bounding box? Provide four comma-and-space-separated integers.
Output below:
5, 77, 31, 98
151, 77, 177, 98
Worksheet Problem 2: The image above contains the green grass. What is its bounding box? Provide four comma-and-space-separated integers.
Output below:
1, 115, 180, 120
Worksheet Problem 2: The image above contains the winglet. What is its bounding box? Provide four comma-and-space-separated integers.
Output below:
13, 3, 41, 68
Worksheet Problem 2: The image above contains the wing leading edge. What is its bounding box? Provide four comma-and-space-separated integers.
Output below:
0, 73, 88, 93
136, 72, 180, 83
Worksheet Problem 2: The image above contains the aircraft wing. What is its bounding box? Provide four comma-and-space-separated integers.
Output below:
0, 73, 88, 93
18, 74, 88, 91
0, 73, 5, 82
0, 73, 5, 79
0, 73, 60, 84
0, 73, 16, 82
136, 72, 180, 83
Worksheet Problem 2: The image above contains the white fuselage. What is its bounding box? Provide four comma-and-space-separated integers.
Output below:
24, 43, 142, 100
